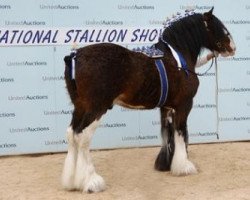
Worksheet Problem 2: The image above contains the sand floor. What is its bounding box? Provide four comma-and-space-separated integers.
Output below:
0, 142, 249, 200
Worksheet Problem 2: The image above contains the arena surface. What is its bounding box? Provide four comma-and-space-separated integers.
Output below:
0, 142, 249, 200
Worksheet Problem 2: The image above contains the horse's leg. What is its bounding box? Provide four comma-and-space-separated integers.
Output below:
74, 117, 105, 193
154, 107, 175, 171
62, 108, 106, 193
62, 126, 77, 190
62, 108, 85, 190
170, 102, 197, 176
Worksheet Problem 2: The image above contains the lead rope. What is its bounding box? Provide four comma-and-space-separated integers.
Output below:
215, 56, 220, 140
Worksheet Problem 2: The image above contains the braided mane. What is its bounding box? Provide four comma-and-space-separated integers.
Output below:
157, 12, 229, 66
157, 13, 208, 64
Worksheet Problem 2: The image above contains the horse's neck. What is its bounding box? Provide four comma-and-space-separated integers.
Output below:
183, 51, 200, 69
179, 43, 204, 68
154, 41, 169, 54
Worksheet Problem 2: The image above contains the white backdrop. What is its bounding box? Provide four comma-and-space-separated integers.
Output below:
0, 0, 249, 155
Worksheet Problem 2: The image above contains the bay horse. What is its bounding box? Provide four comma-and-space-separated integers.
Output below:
62, 8, 236, 193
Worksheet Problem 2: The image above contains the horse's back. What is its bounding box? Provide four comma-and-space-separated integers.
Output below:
76, 43, 130, 75
76, 43, 131, 87
77, 43, 130, 63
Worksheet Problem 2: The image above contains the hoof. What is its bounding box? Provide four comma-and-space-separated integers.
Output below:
171, 160, 197, 176
84, 173, 106, 193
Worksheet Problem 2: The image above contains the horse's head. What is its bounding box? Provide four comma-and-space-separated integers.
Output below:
204, 8, 236, 57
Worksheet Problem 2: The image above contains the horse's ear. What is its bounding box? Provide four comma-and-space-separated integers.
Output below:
208, 7, 214, 15
204, 7, 214, 21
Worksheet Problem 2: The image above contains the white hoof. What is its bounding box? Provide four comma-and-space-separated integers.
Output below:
171, 160, 197, 176
84, 173, 106, 193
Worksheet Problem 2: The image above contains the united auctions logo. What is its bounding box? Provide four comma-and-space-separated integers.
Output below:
5, 20, 46, 26
85, 20, 123, 26
0, 112, 15, 118
42, 76, 64, 81
218, 56, 250, 62
223, 19, 250, 25
180, 5, 213, 11
99, 122, 126, 128
219, 87, 250, 93
0, 5, 11, 9
193, 104, 216, 109
149, 19, 165, 26
118, 4, 155, 10
45, 139, 67, 146
7, 61, 47, 67
152, 120, 160, 126
44, 109, 72, 115
219, 116, 250, 122
202, 72, 215, 77
9, 126, 50, 133
0, 77, 14, 83
122, 135, 158, 141
190, 132, 217, 137
0, 143, 16, 149
7, 60, 47, 67
8, 95, 48, 101
39, 4, 79, 10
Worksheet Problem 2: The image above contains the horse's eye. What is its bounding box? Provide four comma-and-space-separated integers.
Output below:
216, 42, 222, 48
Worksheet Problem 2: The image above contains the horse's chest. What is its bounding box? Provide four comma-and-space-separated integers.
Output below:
174, 75, 199, 101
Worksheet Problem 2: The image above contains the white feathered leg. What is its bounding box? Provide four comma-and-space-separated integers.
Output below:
171, 130, 197, 176
62, 126, 77, 190
74, 120, 105, 193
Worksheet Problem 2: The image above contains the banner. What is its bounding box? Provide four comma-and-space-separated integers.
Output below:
0, 28, 163, 46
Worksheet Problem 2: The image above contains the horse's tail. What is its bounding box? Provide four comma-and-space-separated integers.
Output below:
64, 53, 78, 102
